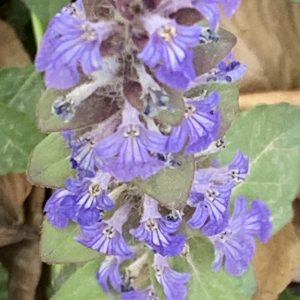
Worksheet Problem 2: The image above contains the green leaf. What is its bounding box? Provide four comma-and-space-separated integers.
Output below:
168, 237, 256, 300
0, 103, 45, 175
48, 264, 78, 298
21, 0, 70, 31
278, 289, 300, 300
27, 132, 75, 188
215, 103, 300, 234
185, 82, 239, 137
155, 86, 185, 126
0, 262, 8, 300
193, 28, 237, 76
134, 155, 195, 209
0, 66, 46, 175
0, 65, 44, 120
41, 219, 104, 264
51, 260, 114, 300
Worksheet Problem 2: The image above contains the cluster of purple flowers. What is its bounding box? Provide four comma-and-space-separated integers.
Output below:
37, 0, 272, 299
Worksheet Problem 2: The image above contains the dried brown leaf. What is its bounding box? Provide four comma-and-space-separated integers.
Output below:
0, 180, 45, 300
0, 19, 46, 299
221, 0, 300, 93
252, 223, 300, 300
0, 20, 30, 70
0, 173, 32, 228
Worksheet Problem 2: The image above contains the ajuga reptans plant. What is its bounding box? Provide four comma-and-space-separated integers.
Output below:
37, 0, 272, 299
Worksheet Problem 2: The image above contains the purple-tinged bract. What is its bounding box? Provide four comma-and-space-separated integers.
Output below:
44, 189, 77, 229
167, 92, 221, 155
154, 254, 191, 300
75, 203, 133, 257
139, 14, 201, 90
120, 286, 159, 300
208, 196, 272, 276
95, 102, 168, 182
130, 195, 185, 256
35, 0, 115, 89
96, 255, 124, 296
187, 182, 232, 235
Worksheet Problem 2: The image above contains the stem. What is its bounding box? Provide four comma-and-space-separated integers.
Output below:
51, 264, 64, 282
31, 12, 44, 48
125, 252, 148, 278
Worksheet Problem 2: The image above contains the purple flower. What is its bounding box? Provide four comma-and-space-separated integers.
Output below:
35, 0, 116, 89
220, 0, 242, 18
139, 14, 201, 90
167, 92, 221, 155
63, 116, 120, 172
63, 130, 97, 172
94, 101, 168, 182
63, 171, 114, 226
157, 0, 241, 30
208, 196, 272, 276
154, 254, 191, 300
44, 189, 77, 228
215, 151, 249, 185
192, 0, 221, 31
189, 60, 247, 88
130, 195, 185, 256
96, 255, 124, 296
121, 286, 159, 300
209, 61, 247, 83
53, 96, 76, 122
75, 203, 133, 257
195, 151, 249, 186
156, 0, 220, 30
187, 182, 232, 235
